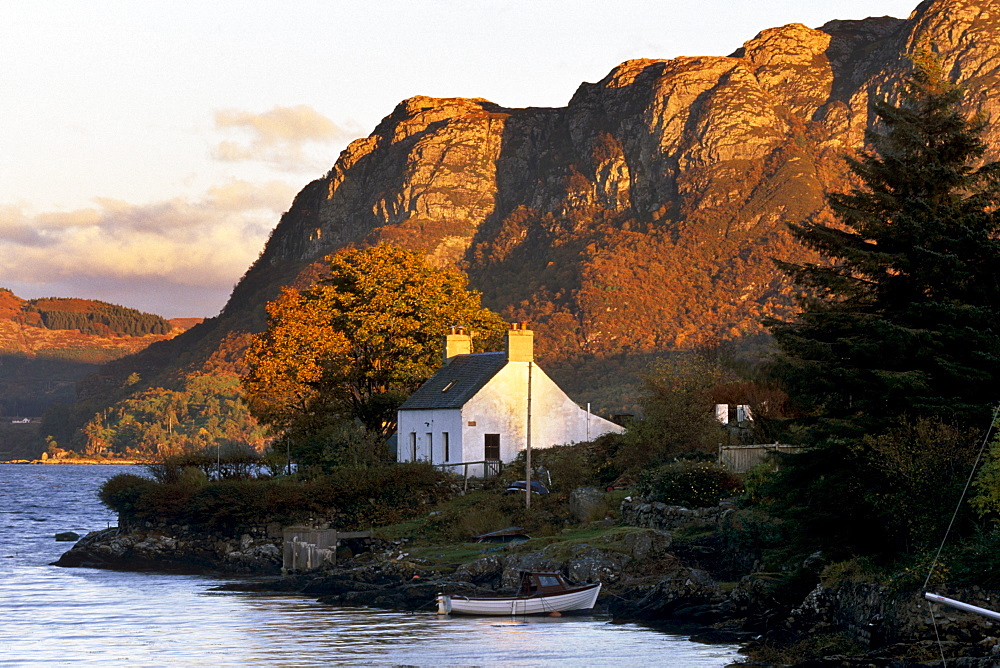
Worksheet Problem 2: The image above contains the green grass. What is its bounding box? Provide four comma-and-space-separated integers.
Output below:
372, 506, 652, 572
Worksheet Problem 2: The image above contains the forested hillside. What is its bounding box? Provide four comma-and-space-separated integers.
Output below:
0, 289, 200, 459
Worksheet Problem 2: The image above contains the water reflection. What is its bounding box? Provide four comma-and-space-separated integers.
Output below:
0, 465, 741, 666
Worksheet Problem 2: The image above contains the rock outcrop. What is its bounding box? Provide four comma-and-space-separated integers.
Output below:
234, 0, 1000, 357
620, 497, 734, 531
63, 0, 1000, 450
52, 527, 283, 574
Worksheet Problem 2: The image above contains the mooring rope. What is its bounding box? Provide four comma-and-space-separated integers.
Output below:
921, 403, 1000, 667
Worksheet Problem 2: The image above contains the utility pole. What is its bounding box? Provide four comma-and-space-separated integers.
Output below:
526, 361, 532, 510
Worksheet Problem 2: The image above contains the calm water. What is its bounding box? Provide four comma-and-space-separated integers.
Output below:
0, 464, 741, 666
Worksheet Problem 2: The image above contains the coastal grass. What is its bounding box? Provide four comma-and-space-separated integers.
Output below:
378, 525, 650, 572
743, 632, 866, 665
370, 487, 640, 570
505, 524, 647, 558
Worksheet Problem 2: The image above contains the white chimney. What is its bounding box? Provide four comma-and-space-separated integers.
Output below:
443, 326, 471, 363
505, 322, 533, 363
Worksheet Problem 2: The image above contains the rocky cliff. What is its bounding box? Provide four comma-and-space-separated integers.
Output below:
227, 0, 1000, 358
64, 0, 1000, 432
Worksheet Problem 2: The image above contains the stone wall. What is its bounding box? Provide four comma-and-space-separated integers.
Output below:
619, 497, 733, 531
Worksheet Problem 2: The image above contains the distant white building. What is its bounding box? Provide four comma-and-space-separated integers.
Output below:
396, 324, 624, 476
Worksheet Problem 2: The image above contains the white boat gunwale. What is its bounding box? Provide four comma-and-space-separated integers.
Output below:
437, 571, 602, 616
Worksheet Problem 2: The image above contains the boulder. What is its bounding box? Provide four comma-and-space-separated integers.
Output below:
633, 567, 725, 619
568, 487, 608, 523
620, 497, 733, 531
454, 555, 503, 586
54, 531, 80, 542
566, 545, 630, 584
52, 526, 282, 574
622, 529, 672, 560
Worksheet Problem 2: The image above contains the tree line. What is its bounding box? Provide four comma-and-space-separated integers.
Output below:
28, 300, 173, 337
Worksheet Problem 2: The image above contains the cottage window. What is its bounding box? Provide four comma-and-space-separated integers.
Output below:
484, 433, 500, 461
409, 432, 416, 461
442, 432, 450, 461
426, 432, 433, 461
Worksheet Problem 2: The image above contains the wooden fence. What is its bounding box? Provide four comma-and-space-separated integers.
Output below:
718, 443, 801, 474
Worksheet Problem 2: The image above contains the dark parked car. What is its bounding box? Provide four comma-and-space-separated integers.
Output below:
504, 480, 549, 495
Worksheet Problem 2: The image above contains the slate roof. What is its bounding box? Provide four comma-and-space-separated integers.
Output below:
399, 352, 507, 410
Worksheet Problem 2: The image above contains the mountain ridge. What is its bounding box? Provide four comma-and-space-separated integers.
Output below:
46, 0, 1000, 453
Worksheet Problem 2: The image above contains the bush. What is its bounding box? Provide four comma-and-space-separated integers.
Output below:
614, 352, 729, 472
146, 450, 265, 483
99, 473, 156, 515
185, 478, 319, 531
718, 507, 787, 576
635, 460, 741, 507
415, 490, 566, 543
944, 529, 1000, 588
98, 461, 450, 533
286, 422, 392, 473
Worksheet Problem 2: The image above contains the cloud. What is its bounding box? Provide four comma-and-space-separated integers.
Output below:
0, 180, 299, 317
212, 105, 356, 172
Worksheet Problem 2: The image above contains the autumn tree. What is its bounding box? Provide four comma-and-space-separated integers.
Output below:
242, 245, 507, 448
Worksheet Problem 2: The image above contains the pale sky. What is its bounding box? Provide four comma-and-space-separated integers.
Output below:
0, 0, 920, 318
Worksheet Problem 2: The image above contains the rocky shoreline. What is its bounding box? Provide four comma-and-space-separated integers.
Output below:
3, 458, 147, 465
54, 498, 1000, 667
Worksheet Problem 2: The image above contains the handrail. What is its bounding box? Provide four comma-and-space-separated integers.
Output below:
434, 460, 502, 491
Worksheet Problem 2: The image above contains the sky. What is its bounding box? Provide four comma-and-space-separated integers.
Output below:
1, 0, 921, 319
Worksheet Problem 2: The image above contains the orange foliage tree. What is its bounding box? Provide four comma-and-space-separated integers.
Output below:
242, 245, 507, 442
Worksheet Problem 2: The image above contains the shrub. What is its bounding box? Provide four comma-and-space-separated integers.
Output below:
971, 433, 1000, 518
614, 352, 729, 471
718, 507, 787, 576
635, 459, 741, 507
944, 529, 1000, 588
99, 461, 450, 533
147, 450, 265, 483
98, 473, 156, 515
859, 418, 978, 553
185, 478, 314, 531
740, 458, 780, 505
286, 422, 392, 473
314, 462, 449, 528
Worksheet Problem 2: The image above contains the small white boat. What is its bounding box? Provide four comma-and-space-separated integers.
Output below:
437, 571, 601, 616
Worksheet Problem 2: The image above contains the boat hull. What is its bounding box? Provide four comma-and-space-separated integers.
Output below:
441, 583, 601, 616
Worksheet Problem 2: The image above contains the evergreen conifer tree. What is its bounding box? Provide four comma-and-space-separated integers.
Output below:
765, 54, 1000, 555
770, 52, 1000, 441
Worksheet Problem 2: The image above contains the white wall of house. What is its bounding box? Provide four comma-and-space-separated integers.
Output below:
461, 361, 623, 462
397, 408, 464, 464
398, 360, 624, 477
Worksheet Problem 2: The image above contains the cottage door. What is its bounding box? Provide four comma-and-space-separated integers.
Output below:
484, 433, 500, 477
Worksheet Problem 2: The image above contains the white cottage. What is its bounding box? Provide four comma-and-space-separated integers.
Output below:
396, 324, 624, 476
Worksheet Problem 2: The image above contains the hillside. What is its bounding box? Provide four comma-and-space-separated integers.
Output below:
0, 288, 198, 428
207, 0, 1000, 356
50, 0, 1000, 454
